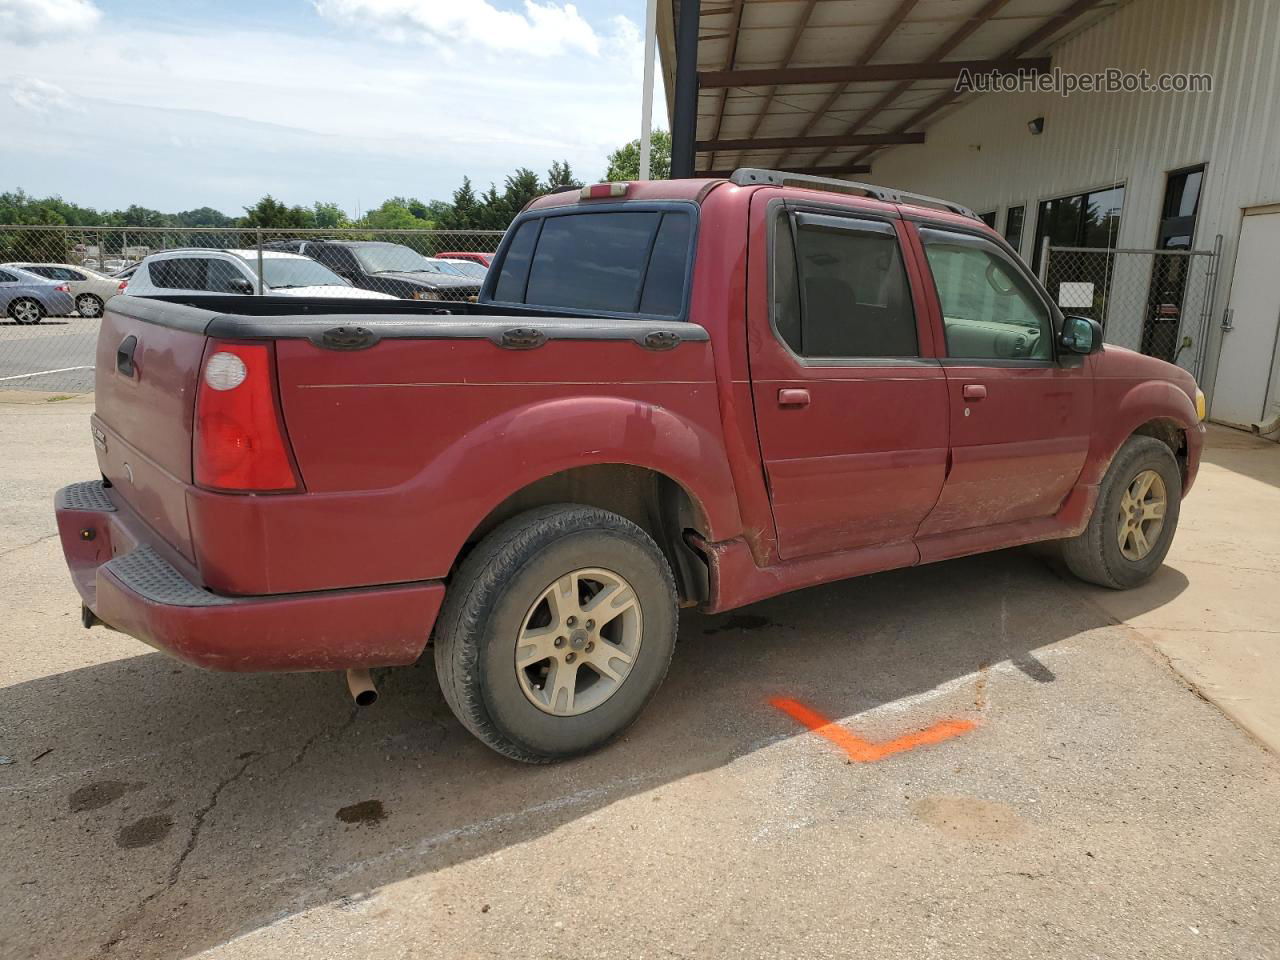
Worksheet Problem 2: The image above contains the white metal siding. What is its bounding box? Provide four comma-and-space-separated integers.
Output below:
863, 0, 1280, 411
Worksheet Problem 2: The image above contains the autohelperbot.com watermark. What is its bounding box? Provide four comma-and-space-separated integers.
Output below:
957, 66, 1213, 98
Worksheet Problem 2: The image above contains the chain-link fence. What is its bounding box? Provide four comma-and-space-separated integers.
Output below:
0, 224, 504, 394
1042, 240, 1222, 380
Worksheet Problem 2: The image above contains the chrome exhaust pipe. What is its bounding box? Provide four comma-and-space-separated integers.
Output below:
345, 668, 378, 707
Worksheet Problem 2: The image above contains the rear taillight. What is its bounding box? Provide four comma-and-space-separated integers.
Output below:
117, 280, 127, 292
194, 342, 300, 492
55, 283, 70, 293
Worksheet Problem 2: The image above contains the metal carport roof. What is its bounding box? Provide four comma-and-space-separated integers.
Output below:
656, 0, 1123, 178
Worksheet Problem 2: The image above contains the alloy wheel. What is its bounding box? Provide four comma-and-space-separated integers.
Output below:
515, 567, 643, 716
1117, 469, 1167, 561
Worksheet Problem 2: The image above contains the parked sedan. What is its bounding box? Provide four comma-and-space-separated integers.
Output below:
124, 249, 400, 300
0, 266, 75, 324
439, 258, 488, 280
2, 262, 127, 318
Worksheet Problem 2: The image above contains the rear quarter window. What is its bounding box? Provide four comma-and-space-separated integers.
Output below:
491, 207, 694, 318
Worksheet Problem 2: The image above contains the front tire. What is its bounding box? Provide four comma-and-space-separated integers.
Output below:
1061, 435, 1182, 589
8, 298, 44, 325
434, 505, 678, 762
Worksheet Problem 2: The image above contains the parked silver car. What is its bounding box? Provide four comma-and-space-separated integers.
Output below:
0, 266, 76, 325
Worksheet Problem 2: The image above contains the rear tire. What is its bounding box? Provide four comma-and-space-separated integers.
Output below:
75, 294, 104, 318
8, 298, 44, 325
1061, 435, 1182, 589
434, 505, 678, 762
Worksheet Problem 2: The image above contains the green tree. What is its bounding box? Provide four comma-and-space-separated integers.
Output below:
362, 197, 426, 230
239, 195, 316, 229
174, 206, 234, 227
441, 177, 481, 230
543, 160, 582, 191
603, 130, 671, 181
311, 202, 350, 229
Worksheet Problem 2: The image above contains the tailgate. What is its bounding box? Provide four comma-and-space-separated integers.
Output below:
92, 298, 211, 562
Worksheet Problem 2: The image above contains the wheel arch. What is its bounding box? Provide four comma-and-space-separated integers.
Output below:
1131, 417, 1189, 481
459, 463, 714, 606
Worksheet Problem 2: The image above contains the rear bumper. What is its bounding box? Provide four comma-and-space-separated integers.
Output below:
55, 480, 445, 672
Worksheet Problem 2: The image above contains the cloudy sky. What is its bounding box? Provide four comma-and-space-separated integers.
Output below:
0, 0, 664, 215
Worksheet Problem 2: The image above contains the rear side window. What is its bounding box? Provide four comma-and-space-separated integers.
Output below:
773, 211, 918, 358
0, 270, 16, 283
494, 209, 693, 317
148, 258, 209, 290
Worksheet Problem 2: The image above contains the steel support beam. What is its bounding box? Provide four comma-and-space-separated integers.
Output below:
697, 131, 925, 152
670, 0, 702, 179
698, 56, 1049, 89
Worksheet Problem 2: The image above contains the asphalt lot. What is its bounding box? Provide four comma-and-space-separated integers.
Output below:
2, 396, 1278, 960
0, 317, 98, 393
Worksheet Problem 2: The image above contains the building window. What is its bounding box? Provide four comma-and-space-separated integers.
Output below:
1031, 184, 1125, 272
1004, 205, 1025, 254
1142, 164, 1207, 361
979, 211, 997, 228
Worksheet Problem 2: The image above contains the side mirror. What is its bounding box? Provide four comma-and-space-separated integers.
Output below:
228, 276, 255, 295
1060, 315, 1103, 355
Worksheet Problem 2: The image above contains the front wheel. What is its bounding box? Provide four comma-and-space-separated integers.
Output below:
434, 505, 678, 762
1061, 435, 1182, 589
8, 298, 44, 325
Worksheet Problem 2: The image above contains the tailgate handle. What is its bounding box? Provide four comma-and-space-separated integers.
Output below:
116, 335, 138, 377
499, 327, 547, 350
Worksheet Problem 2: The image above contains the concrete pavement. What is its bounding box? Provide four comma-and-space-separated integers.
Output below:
1, 397, 1278, 960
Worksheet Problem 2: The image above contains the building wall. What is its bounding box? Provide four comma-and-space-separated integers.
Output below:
864, 0, 1280, 415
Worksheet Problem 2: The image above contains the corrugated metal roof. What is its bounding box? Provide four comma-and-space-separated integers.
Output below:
663, 0, 1126, 176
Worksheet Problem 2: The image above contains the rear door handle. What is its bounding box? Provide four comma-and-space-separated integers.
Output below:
778, 388, 811, 407
962, 384, 987, 401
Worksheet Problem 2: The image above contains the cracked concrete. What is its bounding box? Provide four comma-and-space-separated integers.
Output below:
2, 403, 1279, 960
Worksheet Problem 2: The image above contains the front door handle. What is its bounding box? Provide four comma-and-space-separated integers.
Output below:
962, 384, 987, 401
778, 388, 811, 407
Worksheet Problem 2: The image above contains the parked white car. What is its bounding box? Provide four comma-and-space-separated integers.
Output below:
124, 249, 399, 300
1, 262, 127, 318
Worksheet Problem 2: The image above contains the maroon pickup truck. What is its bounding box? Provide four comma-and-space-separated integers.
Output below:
56, 170, 1206, 762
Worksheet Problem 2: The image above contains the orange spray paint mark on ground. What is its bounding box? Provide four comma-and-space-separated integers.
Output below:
769, 697, 976, 763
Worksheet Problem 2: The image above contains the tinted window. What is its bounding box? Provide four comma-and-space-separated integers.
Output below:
637, 214, 692, 316
979, 211, 998, 228
0, 270, 16, 283
148, 258, 209, 290
27, 266, 58, 279
776, 213, 917, 358
525, 212, 659, 313
920, 229, 1051, 360
205, 259, 250, 293
493, 219, 540, 303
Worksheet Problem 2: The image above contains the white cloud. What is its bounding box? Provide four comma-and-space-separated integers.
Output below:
0, 5, 663, 213
0, 0, 101, 41
8, 76, 79, 114
314, 0, 609, 57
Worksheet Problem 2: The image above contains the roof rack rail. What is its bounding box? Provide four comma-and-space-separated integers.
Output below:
728, 168, 979, 221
